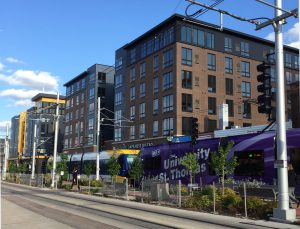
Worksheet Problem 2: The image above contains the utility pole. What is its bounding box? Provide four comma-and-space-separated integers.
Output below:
255, 0, 297, 222
31, 122, 37, 179
51, 92, 60, 188
2, 123, 9, 180
96, 97, 101, 181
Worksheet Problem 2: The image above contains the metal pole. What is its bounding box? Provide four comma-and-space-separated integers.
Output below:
178, 180, 181, 208
31, 122, 37, 179
272, 0, 295, 221
243, 182, 247, 218
51, 92, 60, 188
2, 123, 9, 180
96, 97, 100, 181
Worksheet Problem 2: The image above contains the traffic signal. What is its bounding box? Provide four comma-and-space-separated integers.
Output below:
257, 62, 272, 115
191, 117, 199, 146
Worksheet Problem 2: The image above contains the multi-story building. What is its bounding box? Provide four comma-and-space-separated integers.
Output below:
10, 115, 20, 159
63, 64, 115, 155
114, 14, 299, 149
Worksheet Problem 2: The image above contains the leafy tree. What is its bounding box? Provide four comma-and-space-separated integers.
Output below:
210, 141, 238, 196
107, 154, 121, 183
83, 161, 94, 178
128, 155, 143, 187
8, 161, 18, 173
181, 153, 199, 189
47, 157, 53, 174
56, 153, 69, 180
18, 163, 27, 174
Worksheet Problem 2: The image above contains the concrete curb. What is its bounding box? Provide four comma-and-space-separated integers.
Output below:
3, 182, 299, 229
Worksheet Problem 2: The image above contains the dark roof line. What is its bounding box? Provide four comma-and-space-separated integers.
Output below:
122, 13, 298, 52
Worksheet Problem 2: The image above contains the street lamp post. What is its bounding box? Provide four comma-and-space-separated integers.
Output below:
31, 122, 37, 179
51, 92, 60, 188
96, 97, 101, 181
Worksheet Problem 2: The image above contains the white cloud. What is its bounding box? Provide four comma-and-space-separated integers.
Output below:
0, 121, 11, 128
0, 69, 59, 91
5, 57, 23, 64
265, 32, 275, 41
264, 22, 299, 49
0, 62, 5, 71
0, 88, 55, 107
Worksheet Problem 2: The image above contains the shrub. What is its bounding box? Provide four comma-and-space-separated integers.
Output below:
181, 185, 189, 196
44, 174, 52, 187
246, 196, 265, 218
90, 180, 102, 187
79, 177, 89, 186
182, 196, 197, 209
195, 195, 213, 211
221, 192, 242, 215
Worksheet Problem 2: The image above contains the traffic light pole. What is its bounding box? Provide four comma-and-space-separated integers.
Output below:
31, 122, 37, 179
96, 96, 100, 181
256, 0, 297, 222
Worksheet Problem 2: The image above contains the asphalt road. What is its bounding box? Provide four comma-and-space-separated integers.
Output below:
1, 182, 232, 229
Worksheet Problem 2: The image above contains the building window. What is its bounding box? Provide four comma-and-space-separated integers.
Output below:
207, 119, 217, 132
130, 106, 135, 120
98, 72, 106, 83
130, 67, 136, 82
286, 71, 292, 84
225, 57, 233, 74
153, 77, 158, 94
69, 112, 73, 121
115, 92, 122, 106
163, 94, 173, 112
206, 32, 215, 49
295, 73, 299, 82
115, 74, 123, 88
294, 55, 299, 69
241, 41, 249, 56
140, 82, 145, 97
81, 93, 85, 103
208, 75, 216, 93
130, 86, 135, 101
181, 26, 192, 43
181, 47, 192, 66
76, 95, 79, 105
114, 128, 121, 142
89, 102, 94, 114
64, 139, 69, 148
270, 68, 276, 82
115, 110, 122, 122
285, 53, 292, 68
224, 37, 232, 52
208, 53, 216, 71
181, 70, 192, 89
208, 97, 216, 115
163, 71, 173, 90
65, 125, 69, 135
88, 118, 94, 130
65, 113, 69, 122
88, 134, 93, 145
153, 121, 159, 137
139, 103, 145, 118
225, 78, 233, 95
116, 57, 123, 70
130, 126, 135, 140
182, 117, 192, 136
69, 124, 73, 135
242, 81, 251, 98
243, 102, 251, 119
163, 118, 174, 136
241, 61, 250, 77
80, 121, 83, 132
163, 48, 173, 68
130, 48, 136, 64
141, 42, 147, 58
153, 56, 159, 72
226, 100, 234, 117
182, 93, 193, 112
139, 123, 145, 139
75, 110, 79, 120
140, 62, 146, 78
89, 87, 95, 99
193, 29, 205, 47
153, 98, 158, 115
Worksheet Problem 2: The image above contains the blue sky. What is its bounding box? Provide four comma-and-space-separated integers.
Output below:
0, 0, 298, 134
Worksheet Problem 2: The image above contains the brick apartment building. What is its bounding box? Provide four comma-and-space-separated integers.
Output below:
113, 14, 299, 149
63, 64, 115, 155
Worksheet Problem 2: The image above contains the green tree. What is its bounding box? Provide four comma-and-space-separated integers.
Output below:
56, 153, 69, 180
83, 161, 95, 193
128, 155, 143, 187
8, 161, 18, 173
210, 141, 238, 196
18, 163, 27, 174
47, 157, 53, 174
107, 154, 121, 183
181, 152, 199, 189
